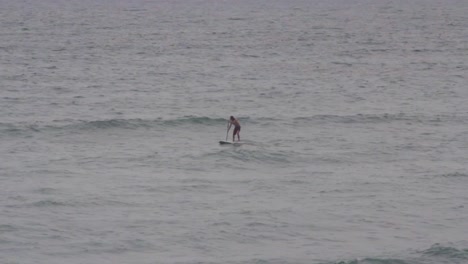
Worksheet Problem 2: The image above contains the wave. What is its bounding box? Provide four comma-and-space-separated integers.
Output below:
329, 244, 468, 264
177, 113, 467, 127
160, 116, 226, 126
32, 200, 69, 207
1, 113, 465, 138
331, 258, 409, 264
0, 116, 228, 137
440, 172, 468, 178
291, 113, 468, 125
420, 243, 468, 260
70, 116, 227, 130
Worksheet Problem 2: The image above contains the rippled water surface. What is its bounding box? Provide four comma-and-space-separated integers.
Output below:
1, 0, 468, 263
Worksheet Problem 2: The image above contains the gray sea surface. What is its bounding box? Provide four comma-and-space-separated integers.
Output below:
1, 0, 468, 263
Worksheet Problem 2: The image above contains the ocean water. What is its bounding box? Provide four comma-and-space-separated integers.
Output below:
1, 0, 468, 263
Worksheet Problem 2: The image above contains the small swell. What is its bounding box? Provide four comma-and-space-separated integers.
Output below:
0, 116, 228, 136
421, 243, 468, 260
441, 172, 468, 178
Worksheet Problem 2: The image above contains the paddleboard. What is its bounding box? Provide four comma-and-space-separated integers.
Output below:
219, 141, 242, 145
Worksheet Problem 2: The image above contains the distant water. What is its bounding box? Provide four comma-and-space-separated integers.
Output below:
1, 0, 468, 263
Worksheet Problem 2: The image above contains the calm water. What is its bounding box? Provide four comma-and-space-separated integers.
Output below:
1, 0, 468, 263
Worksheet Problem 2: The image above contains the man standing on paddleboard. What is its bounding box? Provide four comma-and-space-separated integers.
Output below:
228, 116, 241, 142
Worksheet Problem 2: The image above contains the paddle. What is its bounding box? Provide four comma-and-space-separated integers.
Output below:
226, 121, 230, 141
